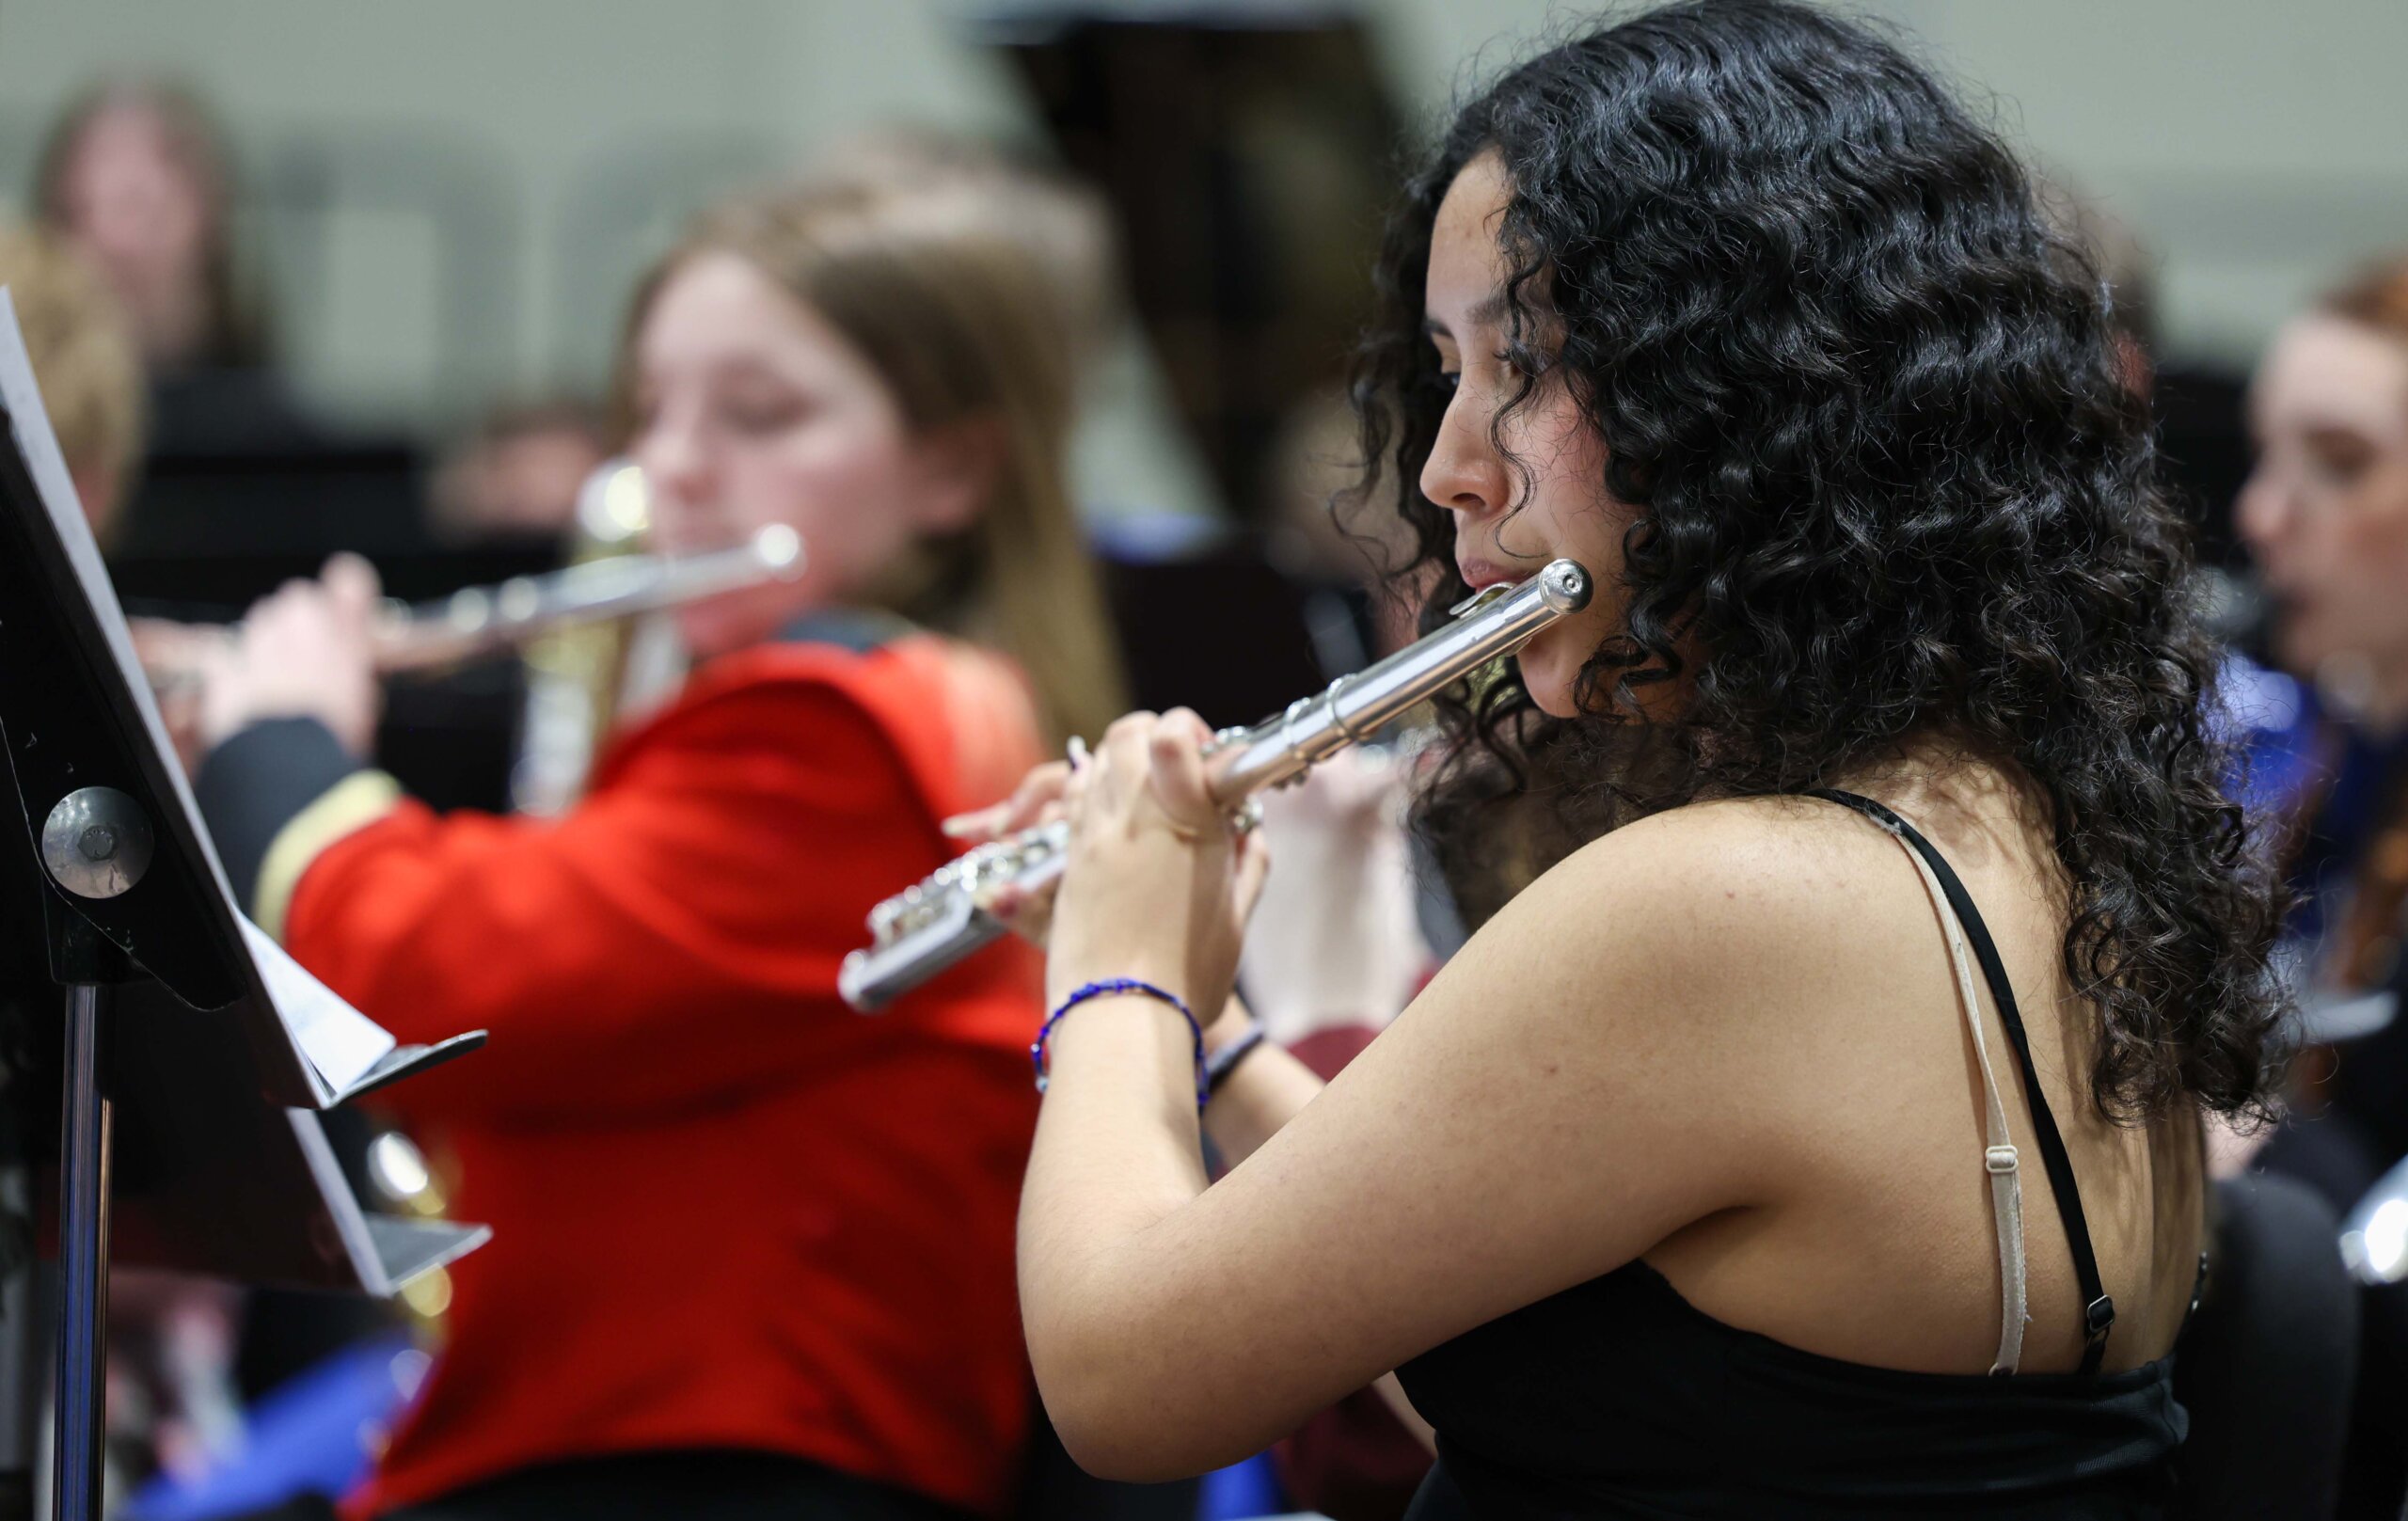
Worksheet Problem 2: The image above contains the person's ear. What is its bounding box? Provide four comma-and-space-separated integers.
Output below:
905, 415, 1006, 535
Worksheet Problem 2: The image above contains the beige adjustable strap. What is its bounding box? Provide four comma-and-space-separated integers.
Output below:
1874, 816, 2029, 1375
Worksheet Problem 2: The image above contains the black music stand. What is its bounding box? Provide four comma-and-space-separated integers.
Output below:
0, 292, 490, 1521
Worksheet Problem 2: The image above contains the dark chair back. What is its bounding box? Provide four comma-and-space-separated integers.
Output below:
2171, 1172, 2358, 1520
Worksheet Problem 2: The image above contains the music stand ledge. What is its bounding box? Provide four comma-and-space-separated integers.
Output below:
0, 290, 488, 1521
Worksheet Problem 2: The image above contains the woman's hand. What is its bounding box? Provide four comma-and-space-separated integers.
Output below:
129, 617, 235, 774
199, 554, 384, 757
1044, 709, 1269, 1017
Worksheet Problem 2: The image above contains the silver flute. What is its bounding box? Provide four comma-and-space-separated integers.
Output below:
137, 526, 804, 698
375, 524, 804, 673
838, 556, 1594, 1012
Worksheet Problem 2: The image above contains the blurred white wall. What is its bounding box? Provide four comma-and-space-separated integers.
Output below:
1377, 0, 2408, 369
0, 0, 1221, 518
0, 0, 1029, 414
0, 0, 2398, 494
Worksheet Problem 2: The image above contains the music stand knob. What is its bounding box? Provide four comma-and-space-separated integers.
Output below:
40, 786, 154, 899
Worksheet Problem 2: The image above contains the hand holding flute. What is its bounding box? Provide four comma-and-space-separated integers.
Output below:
1044, 709, 1275, 1017
842, 558, 1593, 1010
197, 552, 390, 759
135, 515, 806, 769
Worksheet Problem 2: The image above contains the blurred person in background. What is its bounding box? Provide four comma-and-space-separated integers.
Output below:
426, 399, 610, 547
813, 131, 1129, 394
2229, 253, 2408, 1519
0, 219, 145, 539
34, 79, 324, 457
181, 169, 1125, 1521
35, 79, 261, 375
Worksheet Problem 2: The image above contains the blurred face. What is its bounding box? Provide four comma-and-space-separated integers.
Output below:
630, 250, 983, 658
54, 104, 213, 324
1419, 151, 1629, 718
2237, 314, 2408, 700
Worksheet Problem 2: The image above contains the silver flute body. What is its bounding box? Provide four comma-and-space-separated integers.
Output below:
374, 524, 804, 673
838, 557, 1593, 1012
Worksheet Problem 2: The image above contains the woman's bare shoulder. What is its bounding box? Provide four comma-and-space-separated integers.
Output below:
1434, 793, 1928, 1062
1510, 795, 1907, 948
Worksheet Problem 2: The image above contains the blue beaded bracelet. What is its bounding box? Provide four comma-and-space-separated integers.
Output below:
1032, 978, 1207, 1111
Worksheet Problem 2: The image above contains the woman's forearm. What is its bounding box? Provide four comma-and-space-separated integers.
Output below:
1018, 988, 1228, 1475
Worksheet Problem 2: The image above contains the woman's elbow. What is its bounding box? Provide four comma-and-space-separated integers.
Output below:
1048, 1402, 1264, 1484
1029, 1335, 1241, 1482
1045, 1405, 1205, 1485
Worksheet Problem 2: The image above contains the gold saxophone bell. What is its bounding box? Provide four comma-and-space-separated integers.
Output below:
514, 460, 673, 813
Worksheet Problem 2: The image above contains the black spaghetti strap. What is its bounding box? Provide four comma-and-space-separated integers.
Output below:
1808, 789, 2117, 1375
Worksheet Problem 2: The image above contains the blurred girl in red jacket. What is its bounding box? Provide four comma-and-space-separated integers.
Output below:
189, 168, 1125, 1521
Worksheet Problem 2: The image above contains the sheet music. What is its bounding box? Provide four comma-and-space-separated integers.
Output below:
242, 917, 397, 1097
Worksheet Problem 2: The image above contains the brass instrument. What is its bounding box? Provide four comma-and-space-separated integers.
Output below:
510, 459, 671, 815
838, 558, 1594, 1012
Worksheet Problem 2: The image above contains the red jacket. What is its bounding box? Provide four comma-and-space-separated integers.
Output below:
221, 632, 1047, 1517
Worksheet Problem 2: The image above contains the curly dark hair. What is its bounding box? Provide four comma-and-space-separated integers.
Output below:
1346, 0, 2283, 1122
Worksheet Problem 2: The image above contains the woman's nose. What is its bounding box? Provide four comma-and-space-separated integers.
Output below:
635, 407, 713, 509
1419, 395, 1509, 523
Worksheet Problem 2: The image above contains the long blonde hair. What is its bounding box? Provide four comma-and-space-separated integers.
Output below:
625, 176, 1127, 747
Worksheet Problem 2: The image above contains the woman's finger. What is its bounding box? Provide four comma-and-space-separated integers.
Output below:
320, 552, 384, 628
1158, 706, 1214, 749
1147, 717, 1218, 833
940, 806, 1004, 841
943, 759, 1071, 840
1088, 712, 1158, 816
981, 879, 1058, 947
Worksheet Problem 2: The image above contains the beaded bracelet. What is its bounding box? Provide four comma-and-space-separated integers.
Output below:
1032, 978, 1207, 1110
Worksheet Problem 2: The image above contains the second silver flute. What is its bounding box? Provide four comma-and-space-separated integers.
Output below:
838, 557, 1594, 1013
378, 524, 804, 673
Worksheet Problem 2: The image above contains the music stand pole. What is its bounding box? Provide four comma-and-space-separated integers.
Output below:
38, 789, 150, 1521
50, 984, 105, 1521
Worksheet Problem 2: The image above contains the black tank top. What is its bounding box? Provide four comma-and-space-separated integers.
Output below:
1393, 791, 2194, 1518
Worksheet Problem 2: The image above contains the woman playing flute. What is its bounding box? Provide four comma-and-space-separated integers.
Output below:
996, 3, 2283, 1514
